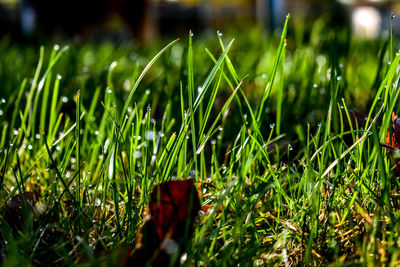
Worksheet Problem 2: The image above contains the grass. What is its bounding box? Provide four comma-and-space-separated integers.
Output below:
1, 15, 400, 265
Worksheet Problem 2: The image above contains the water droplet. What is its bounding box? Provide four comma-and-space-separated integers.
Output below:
95, 130, 99, 135
313, 84, 317, 88
57, 74, 62, 80
66, 172, 71, 178
0, 110, 3, 116
337, 76, 342, 81
261, 73, 267, 79
318, 122, 322, 127
110, 61, 118, 69
129, 52, 137, 60
147, 105, 151, 112
190, 31, 194, 37
197, 86, 202, 93
71, 157, 76, 163
9, 143, 13, 147
269, 123, 275, 129
13, 129, 18, 135
28, 145, 33, 150
388, 61, 391, 65
145, 89, 150, 95
222, 165, 227, 173
340, 105, 344, 109
82, 66, 89, 73
106, 88, 112, 94
56, 146, 61, 151
145, 130, 155, 140
218, 126, 223, 131
160, 132, 165, 138
54, 44, 60, 51
1, 98, 6, 103
218, 31, 223, 37
61, 96, 68, 103
217, 135, 222, 140
35, 133, 40, 139
211, 139, 216, 145
391, 13, 396, 19
161, 238, 178, 255
186, 135, 190, 140
288, 144, 293, 151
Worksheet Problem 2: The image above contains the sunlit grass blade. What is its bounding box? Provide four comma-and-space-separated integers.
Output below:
196, 77, 245, 154
119, 39, 179, 126
256, 14, 290, 124
193, 39, 234, 112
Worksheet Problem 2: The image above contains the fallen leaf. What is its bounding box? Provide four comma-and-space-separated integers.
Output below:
124, 179, 200, 266
150, 179, 201, 242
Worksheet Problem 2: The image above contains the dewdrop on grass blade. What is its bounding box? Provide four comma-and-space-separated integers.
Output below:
145, 130, 155, 140
109, 61, 118, 70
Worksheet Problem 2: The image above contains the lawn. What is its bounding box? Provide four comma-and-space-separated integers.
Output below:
1, 15, 400, 266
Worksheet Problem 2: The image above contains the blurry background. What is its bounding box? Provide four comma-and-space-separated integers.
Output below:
1, 0, 400, 42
